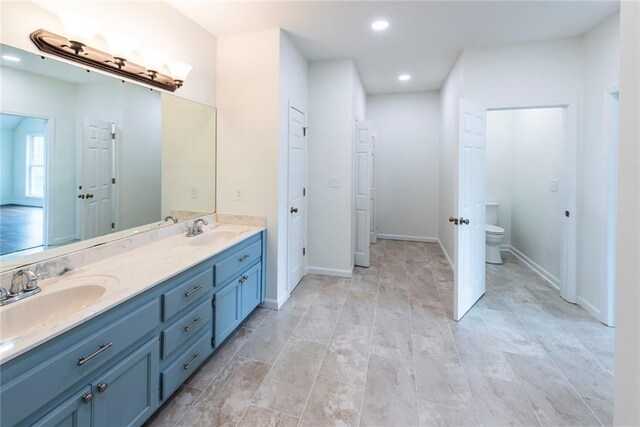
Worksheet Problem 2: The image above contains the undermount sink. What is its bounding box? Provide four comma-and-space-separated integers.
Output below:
0, 285, 106, 341
189, 229, 241, 246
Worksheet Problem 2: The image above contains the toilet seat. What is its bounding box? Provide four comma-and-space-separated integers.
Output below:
485, 224, 504, 234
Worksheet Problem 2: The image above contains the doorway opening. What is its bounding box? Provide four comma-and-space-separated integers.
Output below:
485, 107, 569, 294
0, 113, 49, 256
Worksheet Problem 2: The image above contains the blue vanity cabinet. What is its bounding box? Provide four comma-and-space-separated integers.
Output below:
91, 338, 159, 427
240, 263, 262, 318
32, 386, 93, 427
214, 277, 242, 346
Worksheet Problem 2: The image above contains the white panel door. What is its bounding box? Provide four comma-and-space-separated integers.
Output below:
288, 107, 306, 293
454, 99, 486, 321
370, 130, 378, 244
355, 121, 372, 267
82, 119, 113, 240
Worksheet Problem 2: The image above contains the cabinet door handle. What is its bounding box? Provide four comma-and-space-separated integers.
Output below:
77, 342, 113, 366
183, 352, 201, 370
184, 317, 202, 333
184, 284, 203, 297
238, 254, 250, 262
96, 383, 108, 393
81, 393, 93, 404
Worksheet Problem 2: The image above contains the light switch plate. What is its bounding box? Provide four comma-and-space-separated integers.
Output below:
235, 187, 244, 201
550, 179, 559, 192
330, 178, 341, 188
190, 185, 198, 199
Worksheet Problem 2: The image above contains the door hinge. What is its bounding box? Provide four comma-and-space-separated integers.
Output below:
211, 337, 215, 347
303, 127, 308, 137
110, 123, 116, 139
565, 211, 570, 218
303, 187, 306, 196
212, 297, 216, 307
111, 222, 115, 230
112, 178, 116, 184
303, 247, 306, 256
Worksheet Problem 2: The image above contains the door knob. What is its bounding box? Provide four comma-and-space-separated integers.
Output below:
78, 194, 86, 199
86, 193, 94, 199
459, 217, 470, 225
81, 393, 93, 404
290, 207, 298, 214
449, 217, 459, 225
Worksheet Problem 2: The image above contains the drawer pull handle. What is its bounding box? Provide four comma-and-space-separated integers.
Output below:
239, 275, 249, 284
81, 393, 93, 404
183, 352, 201, 370
184, 284, 203, 297
77, 342, 113, 366
97, 383, 108, 393
184, 317, 202, 333
238, 254, 250, 262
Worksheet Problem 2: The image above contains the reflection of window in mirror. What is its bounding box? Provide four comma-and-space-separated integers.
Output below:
25, 134, 45, 199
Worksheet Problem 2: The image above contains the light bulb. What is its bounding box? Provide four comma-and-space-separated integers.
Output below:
102, 32, 135, 60
59, 12, 98, 45
166, 60, 192, 82
140, 49, 167, 72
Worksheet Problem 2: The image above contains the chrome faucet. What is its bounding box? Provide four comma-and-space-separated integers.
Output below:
164, 216, 178, 224
0, 269, 42, 306
186, 218, 208, 237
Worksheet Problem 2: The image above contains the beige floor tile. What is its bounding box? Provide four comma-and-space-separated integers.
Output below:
584, 397, 613, 426
300, 377, 363, 427
237, 311, 301, 363
242, 307, 272, 329
361, 354, 419, 426
280, 278, 323, 315
318, 322, 371, 386
505, 352, 601, 426
480, 308, 548, 358
350, 269, 380, 294
418, 400, 479, 427
146, 385, 202, 427
377, 283, 411, 313
371, 309, 413, 361
466, 372, 540, 426
237, 405, 299, 427
187, 326, 254, 390
293, 299, 342, 344
178, 356, 271, 426
413, 334, 474, 411
253, 337, 327, 416
410, 298, 452, 344
339, 290, 378, 327
315, 277, 351, 304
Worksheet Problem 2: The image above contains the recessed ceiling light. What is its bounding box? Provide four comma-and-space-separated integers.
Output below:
371, 20, 389, 31
398, 74, 411, 81
2, 54, 21, 62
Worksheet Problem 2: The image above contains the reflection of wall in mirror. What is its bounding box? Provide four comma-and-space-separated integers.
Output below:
161, 94, 216, 220
1, 65, 162, 245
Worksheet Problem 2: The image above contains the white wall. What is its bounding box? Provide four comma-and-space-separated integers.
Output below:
367, 91, 440, 241
0, 1, 217, 107
216, 29, 308, 308
614, 2, 639, 424
438, 56, 464, 264
278, 30, 308, 301
307, 59, 362, 275
580, 13, 620, 317
487, 109, 565, 283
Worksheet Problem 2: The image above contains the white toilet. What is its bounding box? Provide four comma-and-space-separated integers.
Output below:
486, 202, 505, 264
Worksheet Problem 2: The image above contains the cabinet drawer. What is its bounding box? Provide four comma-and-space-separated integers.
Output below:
161, 332, 212, 400
163, 268, 213, 321
0, 299, 160, 427
215, 240, 261, 287
162, 299, 212, 359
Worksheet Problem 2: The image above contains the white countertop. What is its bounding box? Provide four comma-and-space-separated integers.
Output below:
0, 223, 264, 364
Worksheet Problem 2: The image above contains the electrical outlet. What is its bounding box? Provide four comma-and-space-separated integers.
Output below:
190, 185, 198, 199
235, 187, 244, 201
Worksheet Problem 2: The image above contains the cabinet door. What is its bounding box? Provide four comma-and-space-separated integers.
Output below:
214, 280, 241, 346
240, 264, 261, 319
33, 386, 92, 427
92, 338, 159, 427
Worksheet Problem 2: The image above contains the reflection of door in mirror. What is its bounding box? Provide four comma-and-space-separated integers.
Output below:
81, 119, 113, 240
0, 113, 48, 256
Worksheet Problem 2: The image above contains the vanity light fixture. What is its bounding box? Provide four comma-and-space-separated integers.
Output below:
398, 74, 411, 81
58, 12, 99, 54
371, 20, 390, 31
29, 29, 191, 92
1, 54, 21, 62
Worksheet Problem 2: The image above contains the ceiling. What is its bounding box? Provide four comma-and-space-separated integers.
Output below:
168, 0, 619, 94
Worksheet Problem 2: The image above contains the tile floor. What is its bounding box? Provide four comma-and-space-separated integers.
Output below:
147, 240, 614, 427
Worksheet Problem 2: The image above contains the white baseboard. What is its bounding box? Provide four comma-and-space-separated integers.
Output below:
377, 234, 439, 243
577, 296, 601, 319
504, 245, 560, 290
261, 298, 280, 310
306, 266, 353, 278
437, 239, 454, 269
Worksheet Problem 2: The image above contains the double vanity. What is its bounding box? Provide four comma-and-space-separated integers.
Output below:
0, 219, 266, 426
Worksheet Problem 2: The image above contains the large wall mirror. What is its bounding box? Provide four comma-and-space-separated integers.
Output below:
0, 44, 216, 271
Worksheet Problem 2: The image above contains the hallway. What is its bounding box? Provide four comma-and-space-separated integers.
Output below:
148, 240, 614, 426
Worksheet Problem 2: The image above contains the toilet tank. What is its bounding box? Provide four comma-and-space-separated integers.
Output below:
486, 202, 500, 225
